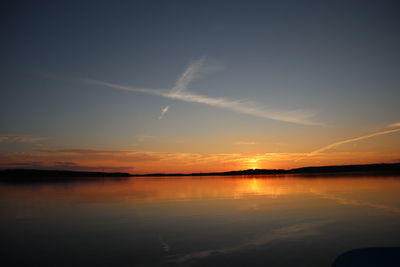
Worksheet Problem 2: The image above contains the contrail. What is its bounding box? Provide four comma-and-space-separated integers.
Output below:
158, 105, 170, 120
158, 58, 204, 120
310, 127, 400, 155
84, 59, 319, 126
88, 79, 318, 125
171, 57, 205, 94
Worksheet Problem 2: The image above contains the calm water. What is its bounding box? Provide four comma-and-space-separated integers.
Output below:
1, 175, 400, 267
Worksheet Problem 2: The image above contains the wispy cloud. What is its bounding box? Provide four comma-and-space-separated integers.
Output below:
84, 58, 319, 126
388, 122, 400, 128
157, 58, 205, 120
158, 105, 170, 120
2, 148, 400, 173
171, 57, 205, 94
235, 141, 257, 145
310, 127, 400, 155
0, 148, 243, 173
0, 161, 132, 172
0, 134, 45, 143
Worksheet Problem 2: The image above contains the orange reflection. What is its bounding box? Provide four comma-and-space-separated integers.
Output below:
1, 175, 400, 207
2, 175, 400, 222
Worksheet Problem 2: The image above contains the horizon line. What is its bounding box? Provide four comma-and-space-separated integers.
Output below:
2, 162, 399, 176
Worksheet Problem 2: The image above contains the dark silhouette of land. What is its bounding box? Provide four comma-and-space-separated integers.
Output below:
0, 169, 130, 183
1, 163, 400, 182
133, 163, 400, 177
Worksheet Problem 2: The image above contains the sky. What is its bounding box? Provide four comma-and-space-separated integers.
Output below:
1, 0, 400, 173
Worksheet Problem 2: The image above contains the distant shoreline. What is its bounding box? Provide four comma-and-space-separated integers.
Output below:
0, 169, 130, 182
132, 163, 400, 177
0, 163, 399, 182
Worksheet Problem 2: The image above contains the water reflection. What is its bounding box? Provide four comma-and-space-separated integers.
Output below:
2, 175, 400, 203
1, 175, 400, 267
171, 220, 326, 264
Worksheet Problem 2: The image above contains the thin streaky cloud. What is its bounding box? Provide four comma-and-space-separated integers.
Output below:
310, 127, 400, 155
171, 57, 205, 94
388, 122, 400, 128
84, 79, 167, 95
158, 58, 204, 120
87, 79, 319, 126
167, 90, 319, 125
235, 141, 257, 145
84, 58, 320, 126
158, 105, 170, 120
0, 134, 45, 143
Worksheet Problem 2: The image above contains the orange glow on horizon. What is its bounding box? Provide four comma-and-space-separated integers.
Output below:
1, 149, 399, 174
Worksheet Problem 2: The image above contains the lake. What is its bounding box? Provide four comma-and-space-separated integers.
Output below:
1, 174, 400, 267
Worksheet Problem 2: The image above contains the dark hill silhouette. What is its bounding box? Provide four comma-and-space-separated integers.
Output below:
133, 163, 400, 177
288, 163, 400, 174
0, 169, 130, 183
1, 163, 399, 182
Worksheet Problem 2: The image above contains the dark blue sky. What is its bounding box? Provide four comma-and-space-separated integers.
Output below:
1, 0, 400, 172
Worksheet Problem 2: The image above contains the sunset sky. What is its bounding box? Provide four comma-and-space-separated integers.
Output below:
1, 0, 400, 174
